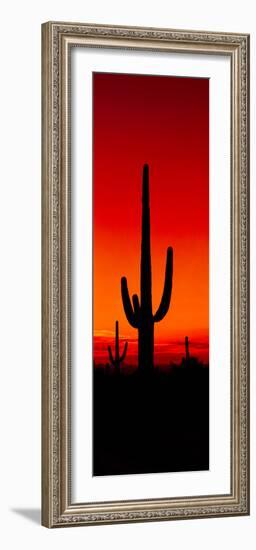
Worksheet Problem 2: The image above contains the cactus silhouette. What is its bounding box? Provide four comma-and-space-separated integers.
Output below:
107, 320, 128, 373
121, 164, 173, 371
185, 336, 190, 365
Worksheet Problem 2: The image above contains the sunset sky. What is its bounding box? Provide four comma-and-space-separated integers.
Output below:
93, 72, 209, 365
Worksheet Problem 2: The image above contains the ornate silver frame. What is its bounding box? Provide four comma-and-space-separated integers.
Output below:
42, 21, 250, 527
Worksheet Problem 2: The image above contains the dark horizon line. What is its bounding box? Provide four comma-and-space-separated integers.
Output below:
93, 360, 209, 367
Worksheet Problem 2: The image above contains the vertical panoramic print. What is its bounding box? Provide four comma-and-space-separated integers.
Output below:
93, 72, 209, 476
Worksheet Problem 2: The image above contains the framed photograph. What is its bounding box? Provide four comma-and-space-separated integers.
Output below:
42, 21, 250, 527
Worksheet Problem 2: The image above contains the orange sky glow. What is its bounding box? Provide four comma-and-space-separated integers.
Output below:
93, 72, 209, 365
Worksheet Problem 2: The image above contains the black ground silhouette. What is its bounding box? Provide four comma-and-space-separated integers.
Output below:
93, 364, 209, 476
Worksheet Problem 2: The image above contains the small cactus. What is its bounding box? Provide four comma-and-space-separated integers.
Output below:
108, 321, 128, 374
185, 336, 190, 366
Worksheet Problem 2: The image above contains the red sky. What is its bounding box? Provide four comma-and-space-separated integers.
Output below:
93, 72, 209, 365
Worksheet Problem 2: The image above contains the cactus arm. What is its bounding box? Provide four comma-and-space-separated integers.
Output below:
121, 277, 139, 328
154, 247, 173, 323
107, 346, 115, 366
120, 341, 128, 362
115, 320, 119, 361
132, 294, 140, 319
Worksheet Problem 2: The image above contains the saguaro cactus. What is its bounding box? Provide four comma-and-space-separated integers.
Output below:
185, 336, 190, 365
121, 164, 173, 371
108, 320, 128, 373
